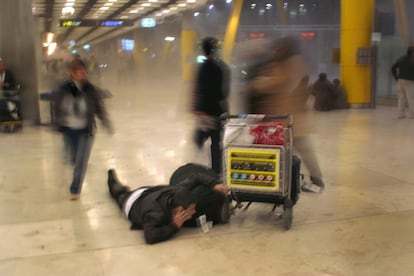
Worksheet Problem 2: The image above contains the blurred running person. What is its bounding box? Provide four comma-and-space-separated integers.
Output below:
192, 37, 230, 175
54, 59, 113, 200
247, 36, 325, 191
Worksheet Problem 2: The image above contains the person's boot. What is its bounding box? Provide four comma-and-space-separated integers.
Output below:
108, 169, 130, 198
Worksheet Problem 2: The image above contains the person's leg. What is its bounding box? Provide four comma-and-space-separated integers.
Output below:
69, 129, 94, 195
107, 169, 131, 208
62, 129, 76, 165
404, 80, 414, 118
397, 79, 408, 118
293, 136, 324, 188
210, 126, 222, 175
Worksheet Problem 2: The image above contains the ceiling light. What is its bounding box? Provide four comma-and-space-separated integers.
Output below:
155, 13, 163, 16
162, 9, 170, 13
165, 36, 175, 42
226, 0, 232, 3
149, 0, 158, 2
187, 0, 196, 3
209, 4, 214, 9
108, 0, 117, 2
62, 6, 75, 15
129, 10, 138, 13
178, 3, 186, 7
47, 43, 57, 56
99, 6, 110, 10
67, 0, 75, 2
104, 3, 113, 6
170, 6, 178, 10
46, 32, 54, 43
65, 3, 75, 7
142, 3, 151, 6
194, 12, 200, 16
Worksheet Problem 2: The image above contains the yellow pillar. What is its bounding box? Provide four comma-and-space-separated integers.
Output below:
181, 30, 197, 82
223, 0, 244, 64
340, 0, 374, 105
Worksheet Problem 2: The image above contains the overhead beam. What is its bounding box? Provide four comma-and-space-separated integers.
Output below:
82, 0, 178, 46
59, 0, 99, 43
44, 0, 55, 33
75, 0, 140, 43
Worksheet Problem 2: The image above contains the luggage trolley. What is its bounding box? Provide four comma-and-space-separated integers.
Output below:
222, 114, 301, 230
0, 85, 22, 132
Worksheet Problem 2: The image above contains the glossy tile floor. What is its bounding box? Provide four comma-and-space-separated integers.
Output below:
1, 76, 414, 276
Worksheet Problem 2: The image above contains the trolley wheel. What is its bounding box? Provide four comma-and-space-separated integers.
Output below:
219, 197, 232, 224
283, 207, 293, 230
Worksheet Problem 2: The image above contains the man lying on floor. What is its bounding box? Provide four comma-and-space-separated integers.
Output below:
107, 163, 230, 244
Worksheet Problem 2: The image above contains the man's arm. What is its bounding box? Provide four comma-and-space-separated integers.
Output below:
91, 84, 114, 133
391, 57, 403, 80
4, 70, 17, 89
143, 211, 179, 244
143, 207, 194, 244
178, 172, 229, 197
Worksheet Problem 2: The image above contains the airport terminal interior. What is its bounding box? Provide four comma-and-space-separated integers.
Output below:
2, 77, 414, 276
1, 0, 414, 275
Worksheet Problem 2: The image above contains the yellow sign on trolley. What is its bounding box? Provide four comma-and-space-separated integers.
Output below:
226, 147, 281, 191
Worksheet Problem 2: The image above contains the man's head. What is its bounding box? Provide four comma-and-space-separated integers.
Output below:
272, 36, 301, 62
319, 72, 327, 80
171, 187, 197, 209
69, 58, 88, 83
202, 37, 220, 56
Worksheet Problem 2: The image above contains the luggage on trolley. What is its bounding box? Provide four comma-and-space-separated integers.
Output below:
221, 114, 301, 230
0, 84, 22, 132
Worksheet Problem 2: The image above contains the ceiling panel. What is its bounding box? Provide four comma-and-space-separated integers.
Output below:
33, 0, 208, 51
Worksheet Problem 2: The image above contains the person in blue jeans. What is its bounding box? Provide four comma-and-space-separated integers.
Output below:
54, 58, 113, 200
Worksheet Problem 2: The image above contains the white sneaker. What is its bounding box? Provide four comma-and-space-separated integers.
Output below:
301, 182, 321, 193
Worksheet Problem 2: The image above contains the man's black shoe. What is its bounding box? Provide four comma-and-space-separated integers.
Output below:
108, 169, 130, 197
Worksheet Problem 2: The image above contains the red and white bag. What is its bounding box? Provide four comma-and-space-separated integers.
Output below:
249, 122, 285, 145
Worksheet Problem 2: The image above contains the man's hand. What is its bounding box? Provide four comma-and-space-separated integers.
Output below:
171, 206, 196, 229
212, 183, 229, 196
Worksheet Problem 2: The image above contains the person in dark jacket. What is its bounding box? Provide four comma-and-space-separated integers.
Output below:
310, 73, 334, 111
192, 37, 230, 174
0, 58, 17, 90
107, 163, 230, 244
0, 58, 20, 122
391, 46, 414, 119
332, 79, 350, 109
53, 58, 113, 200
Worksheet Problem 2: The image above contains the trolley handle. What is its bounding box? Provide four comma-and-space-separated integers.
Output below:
221, 113, 293, 125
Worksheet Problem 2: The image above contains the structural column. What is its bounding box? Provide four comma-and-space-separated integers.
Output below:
0, 0, 40, 123
340, 0, 375, 106
181, 11, 197, 82
393, 0, 411, 46
223, 0, 244, 64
